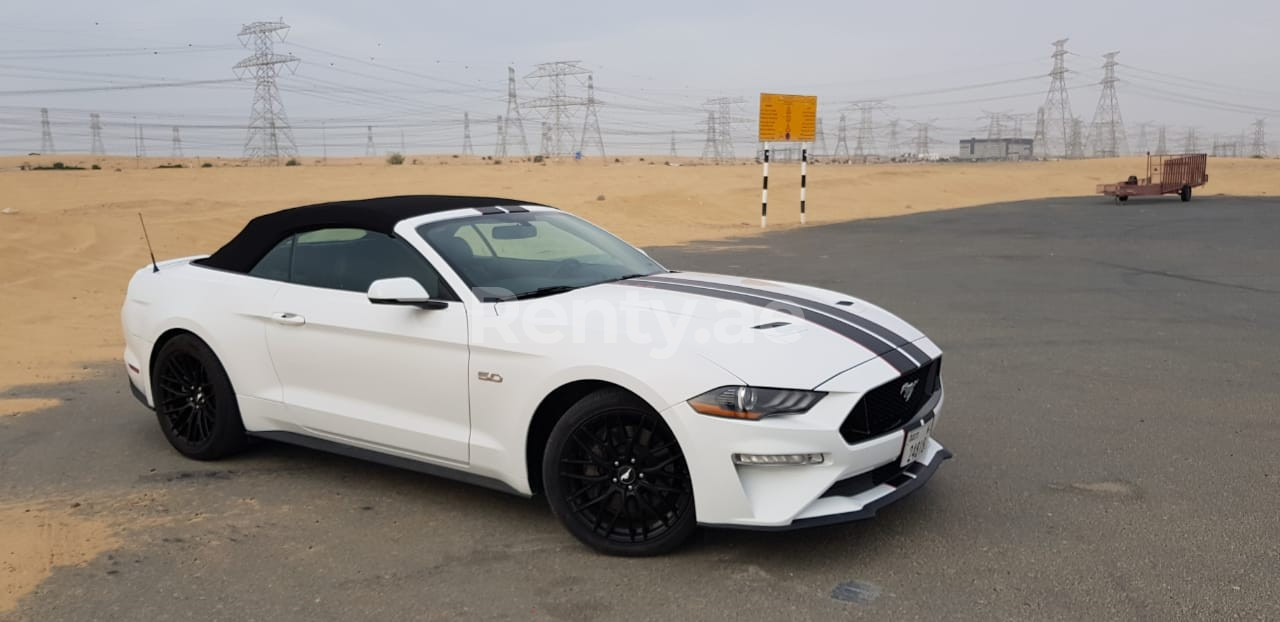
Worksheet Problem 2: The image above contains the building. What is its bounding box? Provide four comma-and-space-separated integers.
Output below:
957, 137, 1034, 161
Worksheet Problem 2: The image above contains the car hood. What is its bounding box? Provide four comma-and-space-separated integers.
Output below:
493, 271, 928, 389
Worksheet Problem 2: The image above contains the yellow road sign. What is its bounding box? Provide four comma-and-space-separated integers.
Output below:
759, 93, 817, 142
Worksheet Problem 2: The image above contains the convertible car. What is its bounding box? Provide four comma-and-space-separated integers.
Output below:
122, 195, 949, 556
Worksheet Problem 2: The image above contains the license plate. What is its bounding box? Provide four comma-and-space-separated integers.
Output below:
899, 416, 935, 467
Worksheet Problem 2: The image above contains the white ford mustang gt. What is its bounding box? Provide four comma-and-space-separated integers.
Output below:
122, 195, 949, 555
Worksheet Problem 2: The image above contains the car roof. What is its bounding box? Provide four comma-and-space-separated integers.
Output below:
198, 195, 546, 273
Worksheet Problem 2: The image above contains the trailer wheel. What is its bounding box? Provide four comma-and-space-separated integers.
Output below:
1179, 185, 1192, 202
1117, 195, 1129, 202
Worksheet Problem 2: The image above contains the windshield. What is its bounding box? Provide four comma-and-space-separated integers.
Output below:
417, 211, 665, 301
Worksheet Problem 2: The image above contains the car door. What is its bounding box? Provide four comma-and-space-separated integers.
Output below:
264, 228, 471, 464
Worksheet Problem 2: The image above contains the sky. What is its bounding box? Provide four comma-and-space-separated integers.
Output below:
1, 0, 1277, 158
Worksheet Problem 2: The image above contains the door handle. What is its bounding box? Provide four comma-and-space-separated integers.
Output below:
271, 312, 306, 326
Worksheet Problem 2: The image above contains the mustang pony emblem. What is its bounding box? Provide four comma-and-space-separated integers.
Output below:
900, 379, 919, 401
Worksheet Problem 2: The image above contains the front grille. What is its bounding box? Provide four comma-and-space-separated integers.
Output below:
839, 357, 941, 444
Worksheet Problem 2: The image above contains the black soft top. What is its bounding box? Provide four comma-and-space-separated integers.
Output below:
197, 195, 543, 273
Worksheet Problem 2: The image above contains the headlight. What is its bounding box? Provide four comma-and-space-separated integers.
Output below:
687, 386, 826, 420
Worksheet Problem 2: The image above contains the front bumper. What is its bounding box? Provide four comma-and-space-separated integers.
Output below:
666, 384, 949, 530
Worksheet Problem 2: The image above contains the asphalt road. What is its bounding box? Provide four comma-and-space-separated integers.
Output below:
3, 196, 1278, 620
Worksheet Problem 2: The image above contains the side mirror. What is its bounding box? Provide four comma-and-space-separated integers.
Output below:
367, 277, 447, 309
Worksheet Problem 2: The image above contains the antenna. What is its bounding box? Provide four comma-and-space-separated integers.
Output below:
138, 213, 159, 273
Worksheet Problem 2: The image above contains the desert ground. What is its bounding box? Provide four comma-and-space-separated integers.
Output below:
0, 154, 1277, 613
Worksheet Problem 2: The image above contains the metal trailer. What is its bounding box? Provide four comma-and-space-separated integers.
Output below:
1097, 153, 1209, 202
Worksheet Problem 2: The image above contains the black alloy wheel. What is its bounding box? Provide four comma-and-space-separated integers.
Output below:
151, 334, 247, 460
543, 389, 696, 556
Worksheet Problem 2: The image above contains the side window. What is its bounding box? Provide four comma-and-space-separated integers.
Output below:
248, 236, 293, 281
288, 228, 454, 299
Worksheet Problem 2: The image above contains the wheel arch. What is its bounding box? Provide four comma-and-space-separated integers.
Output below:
149, 327, 202, 379
524, 379, 648, 495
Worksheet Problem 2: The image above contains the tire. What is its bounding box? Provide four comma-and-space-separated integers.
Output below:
1117, 195, 1129, 202
1180, 185, 1192, 202
542, 388, 696, 556
150, 334, 248, 460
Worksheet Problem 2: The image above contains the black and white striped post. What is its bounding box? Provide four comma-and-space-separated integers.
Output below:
760, 143, 770, 228
800, 146, 808, 224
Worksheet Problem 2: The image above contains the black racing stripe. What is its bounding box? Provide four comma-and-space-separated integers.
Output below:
640, 275, 931, 366
503, 205, 529, 213
474, 206, 505, 214
621, 279, 917, 374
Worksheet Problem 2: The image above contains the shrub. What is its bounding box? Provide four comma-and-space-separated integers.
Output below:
201, 162, 213, 168
156, 163, 185, 169
386, 152, 405, 165
31, 162, 85, 170
91, 164, 101, 170
532, 155, 544, 163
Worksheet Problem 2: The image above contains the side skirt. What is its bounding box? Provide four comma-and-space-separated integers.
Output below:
250, 430, 529, 498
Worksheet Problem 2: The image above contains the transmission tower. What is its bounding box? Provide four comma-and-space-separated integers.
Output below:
499, 67, 530, 157
540, 122, 552, 157
982, 111, 1007, 140
1251, 119, 1267, 158
1155, 125, 1168, 155
701, 112, 718, 161
578, 75, 605, 157
704, 97, 743, 160
1183, 127, 1199, 153
1068, 117, 1085, 159
462, 112, 474, 155
1088, 51, 1127, 157
494, 115, 503, 156
233, 20, 299, 163
89, 113, 105, 155
815, 117, 828, 157
1134, 121, 1152, 154
1011, 112, 1033, 139
133, 118, 146, 159
1040, 39, 1074, 159
39, 108, 55, 154
670, 131, 677, 157
850, 101, 882, 161
525, 61, 590, 156
910, 121, 934, 159
886, 119, 900, 158
1032, 107, 1047, 158
833, 113, 851, 160
171, 126, 184, 157
365, 126, 376, 156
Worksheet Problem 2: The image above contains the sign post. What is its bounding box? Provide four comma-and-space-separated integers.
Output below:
758, 93, 817, 227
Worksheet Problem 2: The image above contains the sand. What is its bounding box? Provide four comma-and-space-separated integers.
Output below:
0, 499, 122, 614
0, 154, 1276, 414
